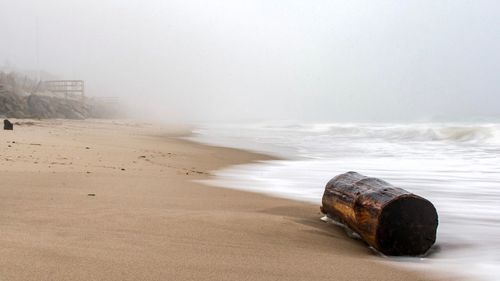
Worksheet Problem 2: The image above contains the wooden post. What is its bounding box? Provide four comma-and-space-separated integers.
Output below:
321, 171, 438, 256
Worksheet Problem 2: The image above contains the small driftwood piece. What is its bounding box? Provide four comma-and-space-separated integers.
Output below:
4, 119, 13, 130
321, 171, 438, 256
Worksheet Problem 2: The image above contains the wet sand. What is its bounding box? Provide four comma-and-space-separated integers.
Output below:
0, 119, 443, 280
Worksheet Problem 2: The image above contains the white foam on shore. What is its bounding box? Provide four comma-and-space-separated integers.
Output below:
190, 122, 500, 281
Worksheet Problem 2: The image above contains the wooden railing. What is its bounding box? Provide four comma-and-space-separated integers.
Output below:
42, 80, 85, 101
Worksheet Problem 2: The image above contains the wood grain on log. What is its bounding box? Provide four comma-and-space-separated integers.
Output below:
321, 171, 438, 256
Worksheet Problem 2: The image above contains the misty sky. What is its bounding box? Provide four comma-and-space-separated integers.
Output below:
1, 0, 499, 122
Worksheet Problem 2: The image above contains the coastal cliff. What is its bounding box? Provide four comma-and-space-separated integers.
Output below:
0, 72, 116, 119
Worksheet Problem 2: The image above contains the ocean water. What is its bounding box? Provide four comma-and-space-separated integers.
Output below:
189, 122, 500, 281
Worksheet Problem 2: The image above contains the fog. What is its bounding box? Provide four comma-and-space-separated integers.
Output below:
1, 0, 499, 122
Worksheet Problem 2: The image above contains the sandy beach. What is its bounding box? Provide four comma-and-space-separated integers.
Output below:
0, 119, 442, 281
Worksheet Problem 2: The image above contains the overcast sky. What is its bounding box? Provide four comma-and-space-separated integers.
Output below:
1, 0, 499, 122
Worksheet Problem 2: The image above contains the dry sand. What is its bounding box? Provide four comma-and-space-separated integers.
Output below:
0, 119, 443, 280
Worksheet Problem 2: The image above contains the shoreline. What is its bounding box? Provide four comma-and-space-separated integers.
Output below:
189, 128, 467, 281
0, 119, 444, 280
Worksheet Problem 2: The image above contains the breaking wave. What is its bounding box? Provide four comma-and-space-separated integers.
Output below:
259, 122, 500, 143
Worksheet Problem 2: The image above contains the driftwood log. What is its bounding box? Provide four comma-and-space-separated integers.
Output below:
321, 171, 438, 256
